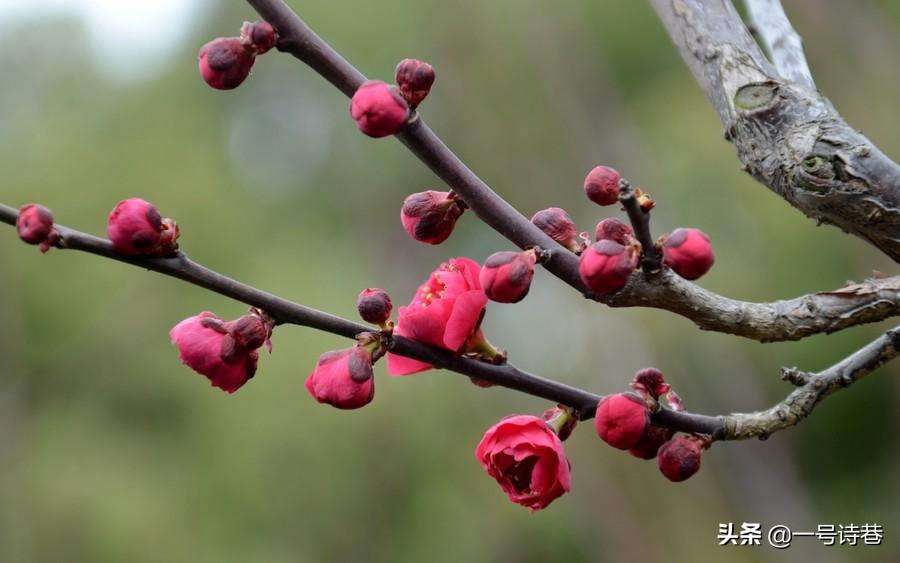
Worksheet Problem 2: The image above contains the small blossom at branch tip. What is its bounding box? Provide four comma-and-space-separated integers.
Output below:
661, 228, 715, 280
198, 37, 257, 90
240, 21, 277, 54
479, 249, 537, 304
386, 257, 489, 376
657, 434, 704, 482
400, 190, 465, 244
629, 425, 675, 460
349, 80, 409, 137
595, 392, 650, 450
475, 415, 572, 510
169, 310, 273, 393
305, 345, 375, 409
17, 204, 59, 253
578, 239, 639, 296
107, 198, 179, 256
395, 58, 435, 108
530, 207, 584, 254
357, 288, 393, 326
594, 217, 634, 246
584, 165, 622, 206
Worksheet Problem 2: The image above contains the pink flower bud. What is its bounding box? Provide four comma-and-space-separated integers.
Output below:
578, 240, 639, 295
583, 165, 621, 206
400, 190, 466, 244
357, 288, 392, 325
594, 392, 650, 450
662, 227, 714, 280
240, 21, 277, 54
198, 37, 256, 90
16, 203, 59, 253
395, 58, 435, 108
349, 80, 409, 138
170, 311, 272, 393
107, 198, 179, 256
531, 207, 584, 253
631, 367, 670, 400
657, 435, 704, 482
629, 425, 675, 460
594, 217, 634, 245
305, 346, 375, 409
479, 250, 537, 304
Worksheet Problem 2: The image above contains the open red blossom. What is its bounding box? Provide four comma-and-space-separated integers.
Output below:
107, 198, 179, 256
662, 228, 715, 280
475, 415, 572, 511
578, 239, 639, 295
595, 392, 650, 450
16, 203, 59, 253
395, 58, 435, 108
584, 165, 622, 206
479, 250, 537, 304
170, 311, 272, 393
594, 217, 634, 246
531, 207, 584, 254
198, 37, 257, 90
657, 435, 704, 482
305, 346, 375, 409
349, 80, 409, 138
401, 190, 466, 244
387, 257, 488, 375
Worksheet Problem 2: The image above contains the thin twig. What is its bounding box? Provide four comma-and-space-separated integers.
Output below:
743, 0, 816, 90
618, 179, 661, 274
246, 0, 900, 341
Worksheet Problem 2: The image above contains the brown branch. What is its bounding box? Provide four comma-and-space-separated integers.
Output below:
246, 0, 900, 342
743, 0, 815, 90
650, 0, 900, 262
618, 179, 661, 274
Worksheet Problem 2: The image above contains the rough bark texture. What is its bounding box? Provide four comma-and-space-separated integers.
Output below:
744, 0, 815, 90
651, 0, 900, 262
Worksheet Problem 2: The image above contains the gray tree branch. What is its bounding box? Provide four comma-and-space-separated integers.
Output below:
651, 0, 900, 262
744, 0, 815, 90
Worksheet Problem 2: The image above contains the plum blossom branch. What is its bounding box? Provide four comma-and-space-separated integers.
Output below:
743, 0, 816, 90
245, 0, 900, 342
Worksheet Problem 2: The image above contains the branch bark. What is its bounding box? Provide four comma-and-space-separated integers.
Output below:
743, 0, 815, 90
650, 0, 900, 262
245, 0, 900, 343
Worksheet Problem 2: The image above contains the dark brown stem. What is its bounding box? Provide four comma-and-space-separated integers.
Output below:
618, 179, 661, 274
246, 0, 900, 342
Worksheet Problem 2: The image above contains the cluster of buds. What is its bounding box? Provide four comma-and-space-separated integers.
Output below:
349, 58, 434, 138
198, 21, 277, 90
169, 309, 274, 393
16, 203, 59, 253
594, 367, 707, 482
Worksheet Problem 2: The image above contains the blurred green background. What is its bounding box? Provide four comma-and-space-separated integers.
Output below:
1, 1, 898, 561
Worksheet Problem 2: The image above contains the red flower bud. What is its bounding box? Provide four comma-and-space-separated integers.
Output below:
479, 250, 537, 304
629, 425, 675, 460
16, 204, 59, 253
662, 228, 714, 280
531, 207, 584, 253
631, 367, 670, 400
240, 21, 277, 54
657, 435, 704, 482
594, 217, 634, 245
170, 311, 272, 393
198, 37, 256, 90
578, 240, 639, 295
357, 288, 392, 325
584, 165, 621, 206
594, 392, 650, 450
107, 198, 179, 256
394, 58, 435, 108
349, 80, 409, 138
305, 346, 375, 409
400, 190, 465, 244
